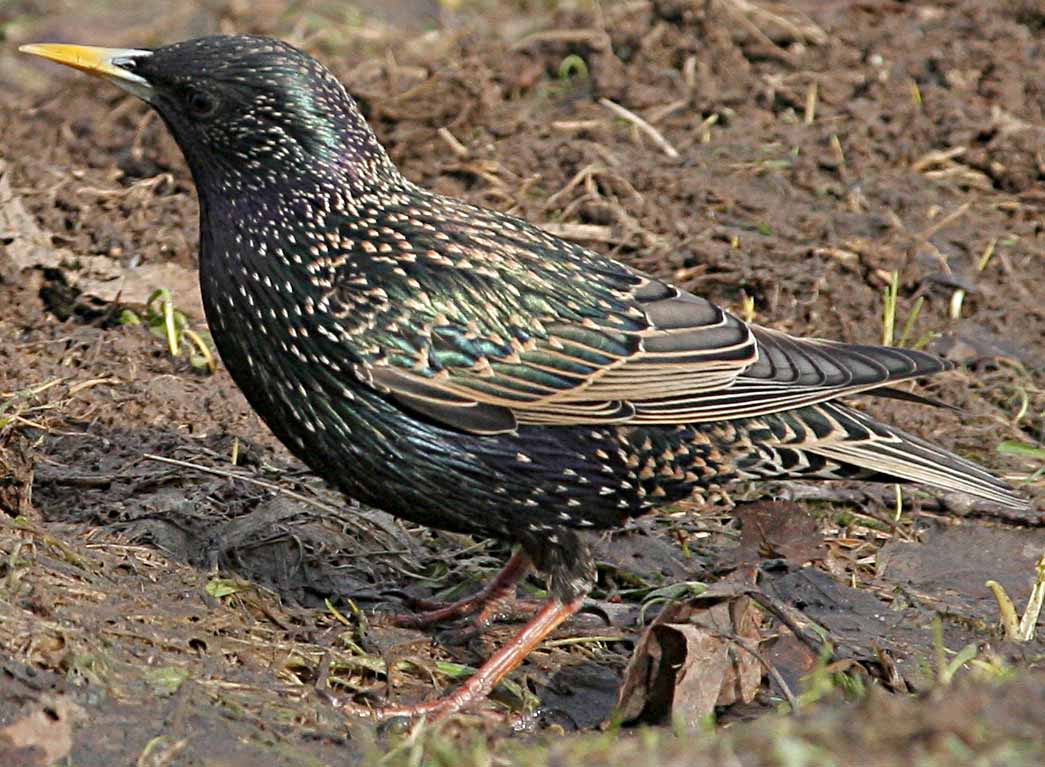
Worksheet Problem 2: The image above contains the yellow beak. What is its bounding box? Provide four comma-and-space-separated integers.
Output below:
19, 42, 155, 99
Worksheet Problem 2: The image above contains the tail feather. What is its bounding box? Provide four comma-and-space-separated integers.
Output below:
741, 401, 1029, 510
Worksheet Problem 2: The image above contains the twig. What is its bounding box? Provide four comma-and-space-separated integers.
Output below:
141, 452, 372, 532
546, 163, 603, 208
538, 222, 616, 243
550, 120, 605, 132
722, 0, 827, 45
699, 113, 719, 144
912, 146, 966, 173
719, 632, 800, 712
919, 201, 971, 241
599, 98, 679, 159
804, 81, 817, 125
744, 589, 831, 657
645, 98, 688, 125
510, 29, 609, 51
437, 127, 469, 159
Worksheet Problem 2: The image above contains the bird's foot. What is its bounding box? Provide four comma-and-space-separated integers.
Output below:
374, 548, 533, 631
384, 594, 548, 638
322, 693, 511, 727
328, 594, 585, 724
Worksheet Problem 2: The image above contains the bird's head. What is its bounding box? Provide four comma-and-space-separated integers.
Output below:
20, 35, 395, 195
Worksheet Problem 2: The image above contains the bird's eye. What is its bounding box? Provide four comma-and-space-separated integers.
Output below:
186, 89, 218, 119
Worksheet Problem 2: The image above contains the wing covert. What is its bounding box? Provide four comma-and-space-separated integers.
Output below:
317, 192, 947, 435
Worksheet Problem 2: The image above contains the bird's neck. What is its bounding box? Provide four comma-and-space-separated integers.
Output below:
195, 170, 410, 306
190, 152, 400, 206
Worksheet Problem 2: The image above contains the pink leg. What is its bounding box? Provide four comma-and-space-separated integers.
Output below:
377, 548, 533, 630
336, 593, 586, 721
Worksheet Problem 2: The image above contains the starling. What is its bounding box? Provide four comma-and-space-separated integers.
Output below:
22, 36, 1028, 720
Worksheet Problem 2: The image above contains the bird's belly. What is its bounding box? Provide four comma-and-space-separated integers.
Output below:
233, 362, 737, 538
202, 293, 737, 538
244, 377, 638, 537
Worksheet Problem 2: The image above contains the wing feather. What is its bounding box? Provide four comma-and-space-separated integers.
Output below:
335, 198, 950, 434
364, 274, 952, 433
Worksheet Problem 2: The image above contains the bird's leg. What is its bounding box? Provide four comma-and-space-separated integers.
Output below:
378, 548, 534, 630
335, 592, 586, 722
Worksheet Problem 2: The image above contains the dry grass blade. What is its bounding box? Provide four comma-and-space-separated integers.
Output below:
719, 0, 828, 45
538, 222, 616, 243
510, 29, 610, 51
599, 99, 679, 159
912, 146, 967, 173
437, 127, 469, 159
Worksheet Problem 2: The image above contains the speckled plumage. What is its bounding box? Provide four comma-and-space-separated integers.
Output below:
27, 36, 1026, 606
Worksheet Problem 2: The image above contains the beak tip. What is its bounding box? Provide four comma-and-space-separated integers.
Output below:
14, 42, 155, 94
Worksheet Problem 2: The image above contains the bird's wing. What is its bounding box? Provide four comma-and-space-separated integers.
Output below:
626, 325, 951, 424
362, 276, 761, 434
323, 195, 947, 434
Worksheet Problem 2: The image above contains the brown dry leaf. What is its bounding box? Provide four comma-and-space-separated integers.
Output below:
764, 627, 819, 697
0, 160, 73, 278
709, 595, 763, 707
735, 500, 825, 566
0, 696, 83, 767
0, 160, 203, 319
77, 261, 205, 320
611, 578, 765, 728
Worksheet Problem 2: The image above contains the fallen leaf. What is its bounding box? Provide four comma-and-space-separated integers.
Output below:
652, 623, 732, 724
709, 595, 763, 707
764, 627, 819, 697
611, 574, 764, 728
78, 261, 204, 320
0, 160, 203, 320
735, 500, 825, 566
0, 696, 82, 767
878, 520, 1045, 627
0, 160, 73, 277
762, 564, 932, 684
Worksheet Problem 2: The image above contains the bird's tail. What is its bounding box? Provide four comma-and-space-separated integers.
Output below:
736, 401, 1029, 509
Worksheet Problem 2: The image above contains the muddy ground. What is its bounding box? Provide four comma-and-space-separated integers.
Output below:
0, 1, 1043, 765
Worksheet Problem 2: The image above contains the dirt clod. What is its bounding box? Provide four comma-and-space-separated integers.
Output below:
0, 1, 1042, 765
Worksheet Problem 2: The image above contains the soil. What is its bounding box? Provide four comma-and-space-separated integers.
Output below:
0, 1, 1043, 765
